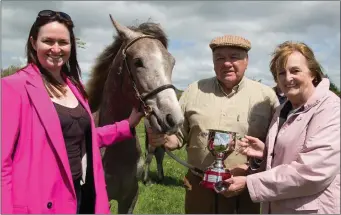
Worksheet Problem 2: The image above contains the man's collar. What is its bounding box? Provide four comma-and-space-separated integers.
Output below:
215, 76, 246, 97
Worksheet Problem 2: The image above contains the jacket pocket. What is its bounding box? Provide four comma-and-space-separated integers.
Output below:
283, 195, 319, 211
13, 205, 28, 214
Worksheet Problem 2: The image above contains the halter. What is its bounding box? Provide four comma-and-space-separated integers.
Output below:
118, 35, 176, 117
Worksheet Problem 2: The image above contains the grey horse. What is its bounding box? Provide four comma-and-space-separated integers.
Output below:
86, 16, 184, 214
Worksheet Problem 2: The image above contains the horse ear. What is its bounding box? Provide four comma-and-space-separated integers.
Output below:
109, 14, 139, 40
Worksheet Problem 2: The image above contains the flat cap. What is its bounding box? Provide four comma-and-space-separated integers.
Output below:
209, 35, 251, 51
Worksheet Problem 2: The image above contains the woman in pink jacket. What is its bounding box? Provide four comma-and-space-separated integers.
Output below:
1, 10, 144, 214
220, 41, 340, 214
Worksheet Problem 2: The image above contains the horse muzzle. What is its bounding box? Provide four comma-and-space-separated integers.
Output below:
145, 111, 183, 135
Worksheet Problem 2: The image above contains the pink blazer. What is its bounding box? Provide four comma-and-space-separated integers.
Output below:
246, 78, 340, 214
1, 64, 133, 214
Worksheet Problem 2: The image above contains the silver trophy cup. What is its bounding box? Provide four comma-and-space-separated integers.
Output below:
200, 129, 236, 192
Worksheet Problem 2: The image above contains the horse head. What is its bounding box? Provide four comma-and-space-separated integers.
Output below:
107, 16, 184, 134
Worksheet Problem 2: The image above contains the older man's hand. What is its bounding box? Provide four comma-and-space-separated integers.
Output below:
146, 127, 180, 150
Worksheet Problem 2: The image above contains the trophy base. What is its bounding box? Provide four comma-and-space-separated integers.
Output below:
200, 168, 231, 191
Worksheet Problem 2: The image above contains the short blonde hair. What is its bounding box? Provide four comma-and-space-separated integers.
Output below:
269, 41, 325, 86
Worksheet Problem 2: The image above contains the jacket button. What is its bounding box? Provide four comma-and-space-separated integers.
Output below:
47, 202, 53, 209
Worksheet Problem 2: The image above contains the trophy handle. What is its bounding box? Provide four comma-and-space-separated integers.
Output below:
214, 181, 229, 193
213, 169, 231, 193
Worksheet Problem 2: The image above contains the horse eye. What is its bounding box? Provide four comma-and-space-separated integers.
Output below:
134, 58, 144, 68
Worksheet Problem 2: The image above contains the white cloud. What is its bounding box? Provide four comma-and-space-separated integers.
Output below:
2, 1, 340, 89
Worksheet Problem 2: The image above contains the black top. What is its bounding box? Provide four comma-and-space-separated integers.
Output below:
53, 102, 91, 181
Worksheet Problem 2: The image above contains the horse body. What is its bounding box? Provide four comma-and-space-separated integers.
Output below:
87, 17, 183, 213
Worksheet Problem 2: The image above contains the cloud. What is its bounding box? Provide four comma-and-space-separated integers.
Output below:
2, 1, 340, 89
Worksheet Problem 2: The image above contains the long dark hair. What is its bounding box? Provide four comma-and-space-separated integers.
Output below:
26, 10, 87, 99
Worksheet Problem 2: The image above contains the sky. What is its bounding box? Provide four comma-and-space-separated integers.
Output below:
2, 1, 340, 89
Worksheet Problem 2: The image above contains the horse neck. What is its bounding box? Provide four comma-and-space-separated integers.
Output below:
98, 65, 137, 125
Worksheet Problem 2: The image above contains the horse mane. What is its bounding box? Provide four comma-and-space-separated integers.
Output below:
86, 21, 169, 112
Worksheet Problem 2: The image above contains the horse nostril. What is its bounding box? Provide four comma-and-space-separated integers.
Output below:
166, 114, 176, 127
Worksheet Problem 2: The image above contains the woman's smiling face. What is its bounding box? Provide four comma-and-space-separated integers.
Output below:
31, 21, 71, 73
277, 51, 315, 102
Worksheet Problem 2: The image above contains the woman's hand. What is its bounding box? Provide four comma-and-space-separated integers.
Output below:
128, 107, 144, 128
236, 135, 265, 159
218, 176, 247, 198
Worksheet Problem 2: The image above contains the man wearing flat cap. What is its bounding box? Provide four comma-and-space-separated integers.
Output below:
147, 35, 279, 213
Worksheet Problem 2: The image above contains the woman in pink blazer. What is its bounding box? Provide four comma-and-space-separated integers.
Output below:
220, 41, 340, 214
1, 10, 144, 214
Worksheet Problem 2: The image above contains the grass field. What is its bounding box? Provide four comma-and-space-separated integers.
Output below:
109, 120, 188, 214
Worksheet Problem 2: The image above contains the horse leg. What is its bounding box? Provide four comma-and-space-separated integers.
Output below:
143, 127, 153, 185
105, 160, 140, 214
143, 147, 154, 185
155, 146, 165, 183
133, 136, 145, 181
117, 175, 139, 214
102, 138, 141, 214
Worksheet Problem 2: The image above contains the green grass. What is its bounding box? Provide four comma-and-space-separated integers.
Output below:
110, 120, 188, 214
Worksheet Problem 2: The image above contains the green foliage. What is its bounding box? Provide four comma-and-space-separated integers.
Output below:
1, 65, 22, 78
175, 88, 183, 100
110, 119, 187, 214
76, 37, 86, 49
325, 75, 340, 97
329, 82, 340, 96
